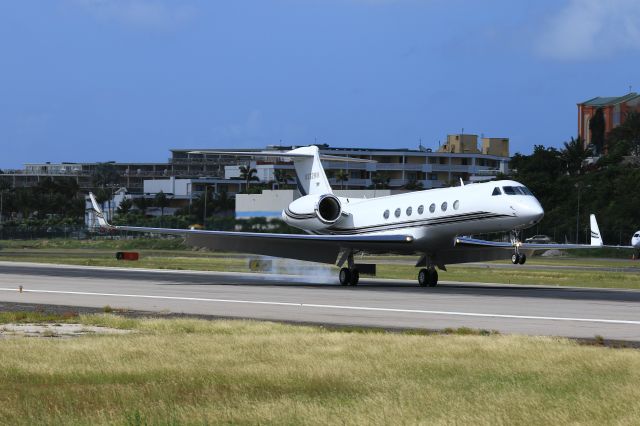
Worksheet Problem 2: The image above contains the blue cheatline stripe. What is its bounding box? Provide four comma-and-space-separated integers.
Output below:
235, 211, 283, 218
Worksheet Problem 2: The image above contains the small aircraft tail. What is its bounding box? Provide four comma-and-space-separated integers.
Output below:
590, 214, 603, 246
88, 192, 111, 228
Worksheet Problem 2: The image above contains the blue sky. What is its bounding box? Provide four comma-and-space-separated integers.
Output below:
1, 0, 639, 168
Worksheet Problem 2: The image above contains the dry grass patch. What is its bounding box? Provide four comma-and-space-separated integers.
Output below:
0, 316, 639, 424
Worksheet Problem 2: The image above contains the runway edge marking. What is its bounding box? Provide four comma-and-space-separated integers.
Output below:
1, 287, 640, 326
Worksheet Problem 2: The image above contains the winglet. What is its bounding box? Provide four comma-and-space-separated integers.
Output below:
88, 192, 111, 228
590, 214, 603, 246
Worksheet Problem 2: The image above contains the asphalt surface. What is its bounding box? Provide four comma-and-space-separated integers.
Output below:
1, 261, 640, 341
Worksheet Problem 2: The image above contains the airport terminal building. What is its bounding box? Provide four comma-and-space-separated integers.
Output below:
2, 134, 509, 192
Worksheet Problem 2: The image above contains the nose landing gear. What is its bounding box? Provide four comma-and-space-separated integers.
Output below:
510, 230, 526, 265
511, 253, 526, 265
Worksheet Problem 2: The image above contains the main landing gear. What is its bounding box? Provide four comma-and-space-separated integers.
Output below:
339, 267, 360, 286
511, 253, 527, 265
418, 267, 438, 287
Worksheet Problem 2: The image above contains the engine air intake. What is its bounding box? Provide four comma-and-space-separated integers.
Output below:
316, 195, 341, 223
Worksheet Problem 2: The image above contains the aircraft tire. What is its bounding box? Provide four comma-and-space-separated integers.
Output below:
339, 268, 351, 286
418, 268, 428, 286
511, 253, 520, 264
518, 253, 527, 265
350, 269, 360, 286
428, 269, 438, 287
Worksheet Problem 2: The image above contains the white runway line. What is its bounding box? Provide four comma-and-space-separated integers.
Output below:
1, 287, 640, 326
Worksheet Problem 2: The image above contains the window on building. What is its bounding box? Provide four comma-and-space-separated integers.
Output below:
395, 208, 401, 218
418, 205, 424, 214
429, 203, 436, 213
492, 187, 502, 196
453, 200, 459, 210
406, 206, 412, 216
383, 210, 390, 219
441, 202, 447, 211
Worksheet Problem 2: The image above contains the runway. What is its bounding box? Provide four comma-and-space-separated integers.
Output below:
1, 261, 640, 341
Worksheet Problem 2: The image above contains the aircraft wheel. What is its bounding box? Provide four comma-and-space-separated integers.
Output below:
518, 253, 527, 265
350, 269, 360, 286
511, 253, 520, 265
418, 268, 428, 287
428, 269, 439, 287
339, 268, 351, 286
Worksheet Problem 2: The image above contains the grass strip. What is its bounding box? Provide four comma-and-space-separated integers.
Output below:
0, 314, 639, 425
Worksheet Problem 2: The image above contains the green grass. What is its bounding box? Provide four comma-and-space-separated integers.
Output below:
0, 314, 639, 425
376, 264, 640, 289
0, 237, 188, 251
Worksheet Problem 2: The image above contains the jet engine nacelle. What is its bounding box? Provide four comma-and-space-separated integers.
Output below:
282, 194, 343, 231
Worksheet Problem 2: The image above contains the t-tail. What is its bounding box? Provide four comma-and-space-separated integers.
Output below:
590, 214, 603, 246
187, 145, 373, 196
287, 146, 332, 196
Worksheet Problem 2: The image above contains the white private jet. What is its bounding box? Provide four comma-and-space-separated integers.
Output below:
89, 145, 605, 286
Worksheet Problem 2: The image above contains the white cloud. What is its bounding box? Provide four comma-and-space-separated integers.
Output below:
536, 0, 640, 60
73, 0, 195, 31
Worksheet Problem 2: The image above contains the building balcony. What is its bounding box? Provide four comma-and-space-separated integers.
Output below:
375, 163, 424, 171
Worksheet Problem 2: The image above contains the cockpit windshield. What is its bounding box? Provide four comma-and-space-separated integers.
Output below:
503, 186, 534, 196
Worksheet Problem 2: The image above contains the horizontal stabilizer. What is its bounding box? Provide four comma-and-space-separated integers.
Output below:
188, 149, 374, 163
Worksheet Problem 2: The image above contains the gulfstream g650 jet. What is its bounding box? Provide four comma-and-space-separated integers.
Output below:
89, 145, 604, 286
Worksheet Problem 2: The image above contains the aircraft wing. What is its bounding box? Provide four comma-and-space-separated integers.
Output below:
455, 213, 609, 251
454, 236, 604, 251
89, 193, 414, 265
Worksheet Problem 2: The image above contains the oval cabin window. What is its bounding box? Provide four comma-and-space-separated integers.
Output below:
394, 208, 401, 218
453, 200, 459, 210
429, 203, 436, 213
418, 205, 424, 214
383, 209, 390, 219
441, 202, 448, 211
406, 207, 412, 216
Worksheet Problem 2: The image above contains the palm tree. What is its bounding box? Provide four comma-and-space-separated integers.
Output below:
335, 169, 349, 190
117, 198, 133, 215
561, 136, 589, 176
133, 196, 150, 216
92, 163, 120, 188
212, 191, 234, 214
371, 172, 390, 189
154, 191, 169, 223
0, 180, 10, 223
608, 111, 640, 156
403, 179, 424, 190
239, 165, 259, 192
273, 169, 292, 189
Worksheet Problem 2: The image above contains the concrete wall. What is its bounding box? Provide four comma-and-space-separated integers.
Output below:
143, 177, 191, 196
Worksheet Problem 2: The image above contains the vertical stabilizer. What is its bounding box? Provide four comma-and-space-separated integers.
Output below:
288, 146, 333, 195
590, 214, 603, 246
